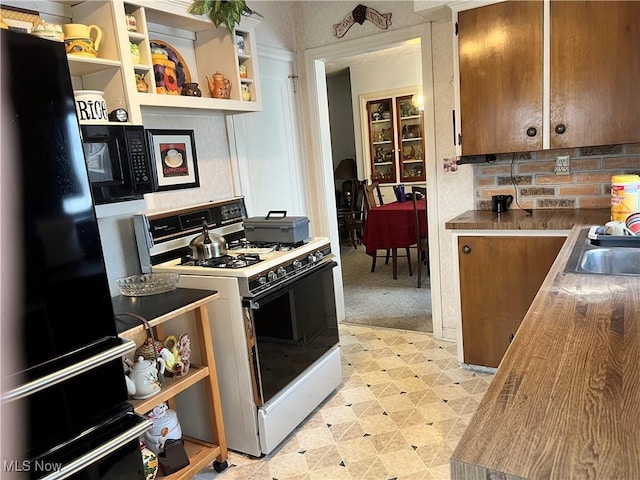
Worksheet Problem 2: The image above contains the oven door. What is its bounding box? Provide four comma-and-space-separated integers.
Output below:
243, 260, 338, 406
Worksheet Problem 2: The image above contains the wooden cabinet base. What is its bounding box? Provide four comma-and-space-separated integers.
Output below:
458, 235, 565, 367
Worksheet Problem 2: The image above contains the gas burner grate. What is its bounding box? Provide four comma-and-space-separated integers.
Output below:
227, 239, 306, 252
180, 253, 262, 269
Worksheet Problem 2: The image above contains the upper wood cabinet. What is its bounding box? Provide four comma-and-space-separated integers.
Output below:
453, 0, 640, 156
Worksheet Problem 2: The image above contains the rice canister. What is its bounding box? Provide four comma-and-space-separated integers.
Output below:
611, 174, 640, 221
74, 90, 108, 122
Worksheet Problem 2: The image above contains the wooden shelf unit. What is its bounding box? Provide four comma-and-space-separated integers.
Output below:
114, 288, 228, 477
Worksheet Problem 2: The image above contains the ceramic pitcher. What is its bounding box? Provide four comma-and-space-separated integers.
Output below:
63, 23, 102, 57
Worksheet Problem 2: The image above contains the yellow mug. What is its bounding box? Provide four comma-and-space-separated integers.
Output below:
63, 24, 102, 57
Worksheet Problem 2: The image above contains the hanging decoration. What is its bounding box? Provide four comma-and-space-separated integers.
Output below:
333, 4, 392, 38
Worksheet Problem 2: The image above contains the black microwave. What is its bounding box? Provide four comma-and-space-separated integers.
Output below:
80, 124, 155, 204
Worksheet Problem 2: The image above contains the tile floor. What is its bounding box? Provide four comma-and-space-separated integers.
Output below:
194, 323, 494, 480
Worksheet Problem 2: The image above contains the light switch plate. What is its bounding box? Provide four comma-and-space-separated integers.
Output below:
554, 155, 570, 175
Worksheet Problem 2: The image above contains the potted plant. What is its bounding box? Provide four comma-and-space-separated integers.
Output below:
188, 0, 263, 32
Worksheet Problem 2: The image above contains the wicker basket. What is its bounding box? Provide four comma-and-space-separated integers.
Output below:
135, 336, 164, 361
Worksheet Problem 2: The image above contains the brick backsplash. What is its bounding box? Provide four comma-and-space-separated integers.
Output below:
473, 144, 640, 210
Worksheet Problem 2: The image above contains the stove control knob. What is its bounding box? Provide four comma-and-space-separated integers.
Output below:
258, 276, 267, 285
315, 251, 324, 260
268, 271, 277, 282
293, 260, 303, 270
277, 267, 287, 278
308, 254, 317, 264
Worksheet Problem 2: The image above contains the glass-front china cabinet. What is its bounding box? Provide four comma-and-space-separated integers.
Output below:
364, 88, 426, 185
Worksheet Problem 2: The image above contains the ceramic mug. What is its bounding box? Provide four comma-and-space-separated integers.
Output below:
604, 220, 633, 236
625, 212, 640, 235
63, 24, 102, 57
492, 194, 513, 213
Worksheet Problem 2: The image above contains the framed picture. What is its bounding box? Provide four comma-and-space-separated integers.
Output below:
3, 18, 33, 33
146, 129, 200, 191
1, 6, 39, 33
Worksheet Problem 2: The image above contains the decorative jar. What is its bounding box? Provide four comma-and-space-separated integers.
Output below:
180, 82, 202, 97
31, 20, 64, 42
74, 90, 108, 123
130, 42, 140, 64
145, 403, 183, 454
140, 443, 158, 480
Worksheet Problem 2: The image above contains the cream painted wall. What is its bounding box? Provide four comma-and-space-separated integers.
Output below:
430, 21, 474, 339
288, 1, 474, 340
292, 1, 426, 48
252, 1, 297, 51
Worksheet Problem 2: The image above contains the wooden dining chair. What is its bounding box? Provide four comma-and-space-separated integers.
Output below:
364, 181, 412, 275
362, 181, 390, 271
364, 181, 383, 210
341, 180, 366, 248
411, 186, 429, 288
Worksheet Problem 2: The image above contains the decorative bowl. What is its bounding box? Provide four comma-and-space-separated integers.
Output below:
116, 273, 179, 297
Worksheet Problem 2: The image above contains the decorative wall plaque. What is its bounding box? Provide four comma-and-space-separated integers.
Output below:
333, 4, 392, 38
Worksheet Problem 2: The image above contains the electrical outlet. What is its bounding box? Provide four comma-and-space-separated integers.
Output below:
554, 155, 570, 175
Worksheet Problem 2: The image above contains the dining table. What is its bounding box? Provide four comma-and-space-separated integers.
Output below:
361, 198, 427, 279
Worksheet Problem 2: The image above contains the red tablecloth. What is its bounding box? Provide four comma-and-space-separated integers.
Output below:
362, 199, 427, 256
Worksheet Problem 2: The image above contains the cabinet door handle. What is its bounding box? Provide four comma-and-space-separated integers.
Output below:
554, 123, 567, 134
462, 245, 471, 254
526, 127, 537, 137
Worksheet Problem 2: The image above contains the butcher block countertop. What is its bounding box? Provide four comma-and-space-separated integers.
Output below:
445, 208, 610, 230
450, 224, 640, 479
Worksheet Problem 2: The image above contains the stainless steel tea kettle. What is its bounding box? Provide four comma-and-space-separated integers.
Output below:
189, 220, 227, 260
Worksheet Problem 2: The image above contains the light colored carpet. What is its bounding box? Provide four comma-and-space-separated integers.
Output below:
339, 243, 433, 333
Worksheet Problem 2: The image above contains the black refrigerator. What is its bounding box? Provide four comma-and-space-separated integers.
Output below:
0, 30, 150, 479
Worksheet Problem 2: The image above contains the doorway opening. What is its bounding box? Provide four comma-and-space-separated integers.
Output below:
305, 25, 440, 335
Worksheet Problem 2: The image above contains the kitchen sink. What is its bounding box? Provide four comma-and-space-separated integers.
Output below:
579, 248, 640, 275
565, 228, 640, 276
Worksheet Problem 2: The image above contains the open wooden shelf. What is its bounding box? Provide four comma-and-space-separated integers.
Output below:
128, 365, 209, 415
160, 437, 221, 479
113, 288, 228, 478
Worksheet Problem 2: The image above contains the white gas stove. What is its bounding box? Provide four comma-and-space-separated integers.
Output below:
152, 237, 332, 298
134, 198, 334, 297
132, 198, 342, 458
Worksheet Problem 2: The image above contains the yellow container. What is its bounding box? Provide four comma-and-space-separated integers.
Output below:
611, 174, 640, 221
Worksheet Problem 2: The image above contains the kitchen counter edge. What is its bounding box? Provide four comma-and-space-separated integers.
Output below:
445, 208, 610, 230
450, 224, 640, 478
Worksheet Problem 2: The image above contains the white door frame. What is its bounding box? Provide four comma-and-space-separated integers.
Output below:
303, 24, 444, 339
